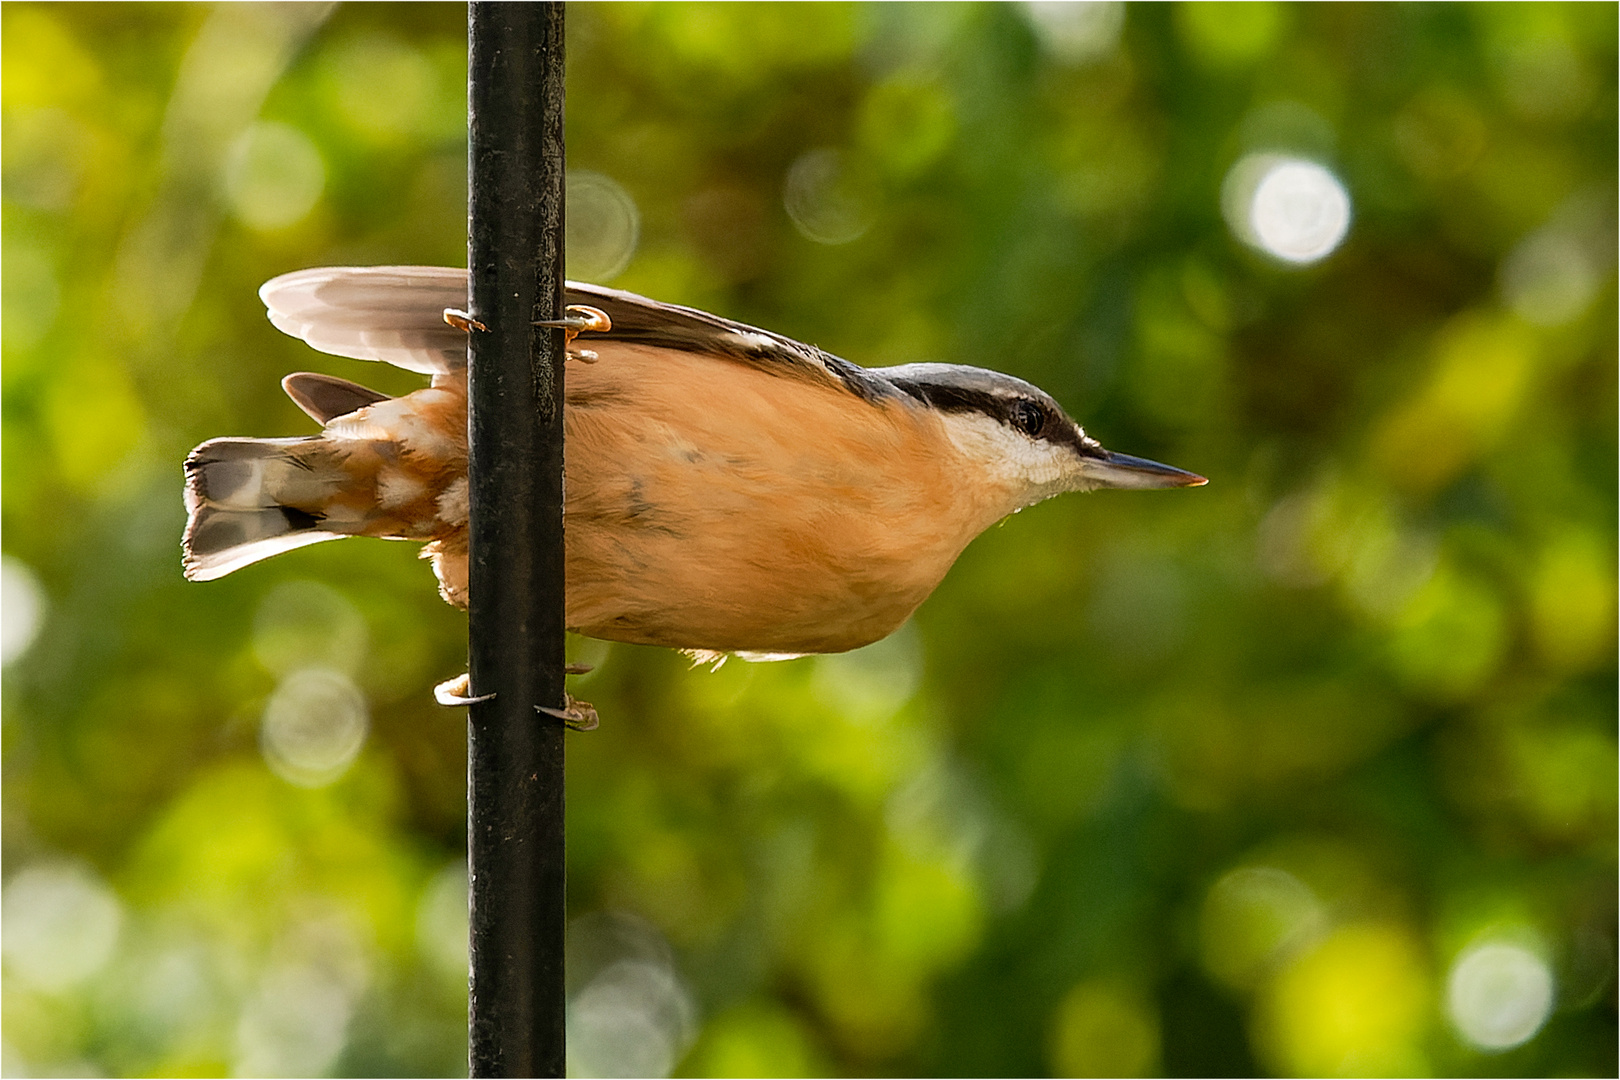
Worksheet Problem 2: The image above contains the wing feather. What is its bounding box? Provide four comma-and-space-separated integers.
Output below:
259, 266, 469, 374
258, 266, 896, 402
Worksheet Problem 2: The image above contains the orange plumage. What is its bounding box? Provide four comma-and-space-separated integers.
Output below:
184, 267, 1203, 658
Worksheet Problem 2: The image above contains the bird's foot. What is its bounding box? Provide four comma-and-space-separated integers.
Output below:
537, 694, 599, 731
438, 666, 597, 726
442, 308, 488, 333
533, 304, 612, 336
434, 673, 495, 706
535, 305, 612, 362
451, 304, 607, 360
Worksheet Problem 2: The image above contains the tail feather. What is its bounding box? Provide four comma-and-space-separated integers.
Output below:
281, 372, 391, 425
182, 437, 350, 581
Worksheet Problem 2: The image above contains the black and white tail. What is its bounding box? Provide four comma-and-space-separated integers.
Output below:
181, 437, 351, 581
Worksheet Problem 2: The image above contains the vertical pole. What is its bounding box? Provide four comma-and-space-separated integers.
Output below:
466, 3, 567, 1077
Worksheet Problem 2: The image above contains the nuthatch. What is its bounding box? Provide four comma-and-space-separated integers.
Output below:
184, 266, 1205, 660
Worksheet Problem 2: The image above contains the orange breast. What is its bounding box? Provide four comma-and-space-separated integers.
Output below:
559, 344, 997, 653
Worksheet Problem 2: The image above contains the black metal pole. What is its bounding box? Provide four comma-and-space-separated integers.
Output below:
466, 4, 567, 1077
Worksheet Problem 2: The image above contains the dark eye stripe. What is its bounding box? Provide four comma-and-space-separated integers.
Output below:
881, 372, 1100, 453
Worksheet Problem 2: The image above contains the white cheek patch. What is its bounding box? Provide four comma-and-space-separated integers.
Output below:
935, 411, 1080, 507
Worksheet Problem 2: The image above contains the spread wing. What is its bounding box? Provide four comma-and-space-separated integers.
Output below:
260, 266, 470, 375
258, 266, 896, 401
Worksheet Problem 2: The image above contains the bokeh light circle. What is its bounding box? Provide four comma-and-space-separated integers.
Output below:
260, 667, 369, 787
1, 860, 124, 992
566, 912, 696, 1079
1446, 940, 1555, 1051
567, 960, 696, 1078
567, 171, 641, 282
1199, 865, 1324, 990
234, 963, 355, 1076
222, 122, 326, 232
1223, 154, 1351, 264
1, 555, 46, 665
784, 148, 876, 245
1251, 160, 1350, 261
1500, 225, 1602, 326
1022, 2, 1126, 65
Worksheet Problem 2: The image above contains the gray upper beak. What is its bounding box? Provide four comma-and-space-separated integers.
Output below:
1082, 449, 1208, 490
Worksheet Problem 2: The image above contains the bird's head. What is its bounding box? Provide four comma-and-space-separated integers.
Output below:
877, 363, 1207, 512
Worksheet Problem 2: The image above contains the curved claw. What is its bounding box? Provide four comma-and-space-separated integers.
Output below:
535, 305, 611, 363
537, 694, 599, 731
442, 308, 488, 333
533, 305, 612, 335
434, 673, 496, 707
438, 665, 591, 709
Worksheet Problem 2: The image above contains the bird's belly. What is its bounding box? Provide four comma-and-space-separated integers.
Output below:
559, 346, 975, 654
563, 499, 944, 654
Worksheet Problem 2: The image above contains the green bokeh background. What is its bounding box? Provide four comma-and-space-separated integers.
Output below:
3, 3, 1615, 1076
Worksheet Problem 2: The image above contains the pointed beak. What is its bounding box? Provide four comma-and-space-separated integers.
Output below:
1079, 448, 1208, 490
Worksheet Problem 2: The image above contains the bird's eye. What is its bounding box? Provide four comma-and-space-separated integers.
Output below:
1012, 400, 1046, 437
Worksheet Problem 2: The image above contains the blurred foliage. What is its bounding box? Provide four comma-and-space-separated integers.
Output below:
2, 3, 1616, 1077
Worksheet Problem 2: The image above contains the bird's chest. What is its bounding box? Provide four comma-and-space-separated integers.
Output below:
560, 347, 986, 653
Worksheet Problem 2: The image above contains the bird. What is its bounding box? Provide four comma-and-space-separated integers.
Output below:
183, 265, 1205, 665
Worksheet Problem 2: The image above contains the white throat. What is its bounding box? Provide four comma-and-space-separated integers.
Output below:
934, 410, 1085, 513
